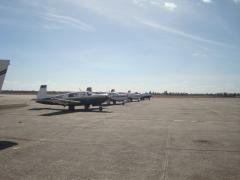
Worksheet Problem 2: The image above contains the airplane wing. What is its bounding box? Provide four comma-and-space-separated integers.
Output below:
50, 98, 81, 106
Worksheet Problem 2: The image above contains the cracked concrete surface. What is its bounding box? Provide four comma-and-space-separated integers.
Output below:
0, 95, 240, 180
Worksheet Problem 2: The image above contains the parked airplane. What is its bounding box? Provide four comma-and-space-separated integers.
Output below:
0, 60, 10, 91
108, 89, 128, 105
140, 93, 152, 100
127, 91, 141, 102
86, 87, 128, 105
35, 85, 109, 111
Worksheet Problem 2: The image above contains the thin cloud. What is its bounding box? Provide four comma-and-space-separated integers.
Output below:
0, 2, 95, 31
133, 0, 161, 7
133, 0, 176, 9
233, 0, 240, 4
164, 2, 177, 11
202, 0, 212, 3
132, 0, 144, 6
42, 13, 95, 31
138, 19, 226, 46
192, 52, 207, 57
150, 1, 162, 6
42, 24, 62, 30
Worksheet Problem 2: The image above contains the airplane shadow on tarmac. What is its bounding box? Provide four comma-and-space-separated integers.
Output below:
29, 107, 112, 116
102, 104, 125, 107
30, 107, 63, 111
0, 141, 18, 151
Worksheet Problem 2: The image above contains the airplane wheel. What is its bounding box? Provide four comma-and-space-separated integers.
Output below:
69, 105, 75, 111
122, 102, 125, 105
99, 106, 103, 111
84, 105, 89, 111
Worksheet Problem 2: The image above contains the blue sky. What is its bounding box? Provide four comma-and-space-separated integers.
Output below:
0, 0, 240, 93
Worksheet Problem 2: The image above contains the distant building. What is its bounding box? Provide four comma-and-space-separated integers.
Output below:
0, 60, 10, 91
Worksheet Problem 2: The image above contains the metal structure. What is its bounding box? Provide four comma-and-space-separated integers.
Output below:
0, 60, 10, 91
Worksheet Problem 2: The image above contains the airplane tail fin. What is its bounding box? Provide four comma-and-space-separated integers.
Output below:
37, 85, 47, 99
86, 87, 92, 92
0, 60, 10, 91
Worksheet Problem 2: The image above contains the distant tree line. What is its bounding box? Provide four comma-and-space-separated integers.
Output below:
149, 91, 240, 97
1, 90, 240, 98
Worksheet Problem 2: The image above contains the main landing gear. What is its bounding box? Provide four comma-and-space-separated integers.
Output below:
84, 105, 90, 111
85, 105, 103, 112
69, 105, 75, 111
69, 105, 103, 112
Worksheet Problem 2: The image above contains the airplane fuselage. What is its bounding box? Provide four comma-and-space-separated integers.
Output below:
109, 92, 128, 102
37, 95, 108, 106
128, 93, 141, 101
36, 90, 109, 111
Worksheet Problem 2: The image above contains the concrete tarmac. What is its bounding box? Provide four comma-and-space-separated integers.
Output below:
0, 95, 240, 180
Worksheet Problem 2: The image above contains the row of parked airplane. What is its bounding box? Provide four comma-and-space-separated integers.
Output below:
35, 85, 152, 111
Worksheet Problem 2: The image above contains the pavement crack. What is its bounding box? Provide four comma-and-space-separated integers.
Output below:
166, 147, 240, 153
162, 123, 171, 180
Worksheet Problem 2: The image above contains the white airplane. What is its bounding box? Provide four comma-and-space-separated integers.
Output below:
85, 87, 128, 105
140, 93, 152, 100
35, 85, 109, 111
127, 91, 141, 102
0, 60, 10, 91
108, 89, 128, 105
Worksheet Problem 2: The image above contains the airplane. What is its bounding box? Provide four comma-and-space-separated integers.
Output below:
140, 92, 152, 100
107, 89, 128, 105
86, 88, 128, 105
35, 85, 109, 111
0, 60, 10, 91
127, 91, 141, 102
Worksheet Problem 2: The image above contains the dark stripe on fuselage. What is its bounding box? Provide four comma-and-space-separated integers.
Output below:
70, 96, 109, 106
37, 96, 109, 106
0, 69, 7, 76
